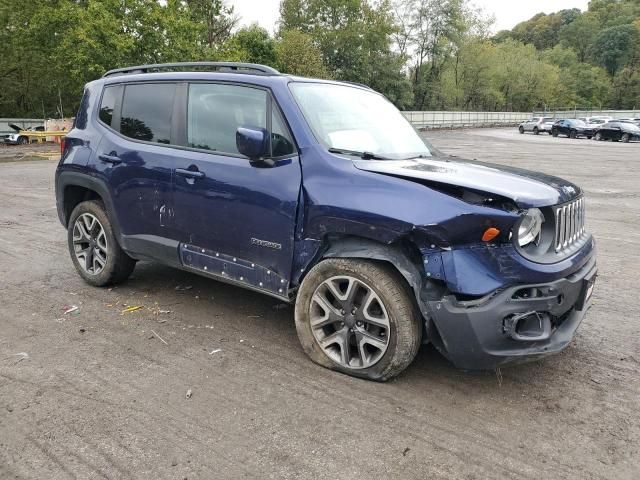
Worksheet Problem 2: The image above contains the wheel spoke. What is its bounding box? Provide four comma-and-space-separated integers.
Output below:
361, 291, 390, 328
356, 329, 387, 351
310, 293, 342, 328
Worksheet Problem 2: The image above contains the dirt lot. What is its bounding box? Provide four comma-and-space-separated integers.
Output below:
1, 130, 638, 479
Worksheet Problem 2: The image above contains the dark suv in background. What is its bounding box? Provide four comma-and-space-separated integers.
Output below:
552, 119, 595, 139
55, 62, 597, 381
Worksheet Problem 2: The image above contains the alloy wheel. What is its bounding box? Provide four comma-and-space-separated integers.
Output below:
72, 213, 108, 275
309, 276, 390, 369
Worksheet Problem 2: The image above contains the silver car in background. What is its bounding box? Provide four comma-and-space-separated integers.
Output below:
519, 117, 555, 135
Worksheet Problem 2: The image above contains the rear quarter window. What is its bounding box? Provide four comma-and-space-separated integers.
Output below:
99, 86, 119, 127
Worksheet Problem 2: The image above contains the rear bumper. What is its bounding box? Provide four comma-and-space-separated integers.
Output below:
427, 256, 597, 370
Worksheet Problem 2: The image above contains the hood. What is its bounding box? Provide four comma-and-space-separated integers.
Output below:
8, 123, 23, 132
353, 156, 582, 209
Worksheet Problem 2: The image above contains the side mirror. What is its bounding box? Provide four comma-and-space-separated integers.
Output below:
236, 127, 269, 160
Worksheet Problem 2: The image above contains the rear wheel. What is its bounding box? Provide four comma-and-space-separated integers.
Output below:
67, 200, 136, 287
18, 136, 28, 145
533, 127, 539, 135
622, 133, 631, 143
595, 132, 602, 141
570, 130, 577, 139
518, 126, 524, 134
552, 129, 558, 137
294, 259, 421, 381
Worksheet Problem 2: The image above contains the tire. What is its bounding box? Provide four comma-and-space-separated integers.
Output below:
569, 130, 576, 139
533, 127, 539, 135
587, 136, 592, 140
294, 258, 421, 381
595, 132, 602, 141
18, 136, 28, 145
552, 129, 558, 137
548, 131, 553, 135
518, 126, 524, 134
622, 133, 630, 143
67, 200, 136, 287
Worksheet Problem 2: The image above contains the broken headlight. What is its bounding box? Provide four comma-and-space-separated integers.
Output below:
517, 208, 544, 247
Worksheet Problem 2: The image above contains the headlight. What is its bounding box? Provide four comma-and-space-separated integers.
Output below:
517, 208, 544, 247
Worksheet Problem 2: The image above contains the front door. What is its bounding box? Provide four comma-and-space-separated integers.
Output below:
172, 82, 302, 297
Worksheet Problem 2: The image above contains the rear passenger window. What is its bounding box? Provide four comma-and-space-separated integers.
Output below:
99, 86, 118, 126
188, 83, 267, 154
120, 83, 175, 144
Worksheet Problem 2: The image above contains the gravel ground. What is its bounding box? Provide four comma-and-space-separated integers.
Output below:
0, 130, 638, 479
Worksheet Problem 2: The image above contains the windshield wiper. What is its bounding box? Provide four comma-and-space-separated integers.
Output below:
328, 147, 389, 160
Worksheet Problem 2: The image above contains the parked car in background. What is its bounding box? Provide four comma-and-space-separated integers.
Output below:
3, 124, 45, 145
55, 62, 597, 380
552, 119, 595, 139
579, 116, 613, 128
594, 121, 640, 143
617, 118, 640, 127
518, 117, 555, 135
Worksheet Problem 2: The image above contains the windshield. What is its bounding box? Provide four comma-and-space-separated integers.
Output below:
290, 82, 430, 159
624, 123, 640, 131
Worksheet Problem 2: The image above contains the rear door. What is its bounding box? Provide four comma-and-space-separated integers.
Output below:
171, 82, 302, 297
92, 82, 179, 249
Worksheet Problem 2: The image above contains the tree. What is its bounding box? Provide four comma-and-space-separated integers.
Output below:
275, 30, 331, 78
559, 14, 599, 62
590, 24, 639, 75
220, 25, 277, 65
185, 0, 238, 49
278, 0, 412, 108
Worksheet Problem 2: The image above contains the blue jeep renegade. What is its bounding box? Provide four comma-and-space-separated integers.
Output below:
55, 62, 597, 380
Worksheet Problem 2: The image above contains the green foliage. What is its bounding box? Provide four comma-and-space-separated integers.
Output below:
589, 24, 639, 75
219, 25, 277, 65
275, 30, 331, 78
2, 0, 640, 117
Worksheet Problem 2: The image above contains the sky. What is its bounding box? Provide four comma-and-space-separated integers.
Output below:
229, 0, 591, 34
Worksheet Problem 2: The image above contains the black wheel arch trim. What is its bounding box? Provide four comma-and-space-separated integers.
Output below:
319, 236, 436, 342
56, 170, 122, 241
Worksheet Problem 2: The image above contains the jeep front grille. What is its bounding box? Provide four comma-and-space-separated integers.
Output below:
554, 197, 585, 252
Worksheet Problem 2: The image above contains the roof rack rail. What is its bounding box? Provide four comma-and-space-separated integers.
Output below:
103, 62, 280, 78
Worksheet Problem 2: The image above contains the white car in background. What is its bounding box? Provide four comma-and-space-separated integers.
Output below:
3, 124, 45, 145
579, 116, 613, 127
518, 117, 555, 135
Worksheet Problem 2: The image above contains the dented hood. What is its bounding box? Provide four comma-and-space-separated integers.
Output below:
353, 156, 582, 208
8, 124, 23, 132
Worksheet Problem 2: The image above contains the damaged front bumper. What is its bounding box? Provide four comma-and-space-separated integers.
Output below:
426, 255, 597, 370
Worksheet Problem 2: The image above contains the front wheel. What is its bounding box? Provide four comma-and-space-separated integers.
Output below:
569, 130, 577, 139
552, 129, 558, 137
518, 126, 524, 134
294, 259, 421, 381
595, 132, 602, 141
18, 136, 28, 145
67, 200, 136, 287
533, 127, 539, 135
622, 133, 630, 143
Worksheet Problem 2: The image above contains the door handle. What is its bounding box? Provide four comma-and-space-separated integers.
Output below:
99, 154, 122, 165
176, 168, 205, 179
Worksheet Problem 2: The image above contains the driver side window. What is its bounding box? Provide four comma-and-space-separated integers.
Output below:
187, 83, 267, 155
